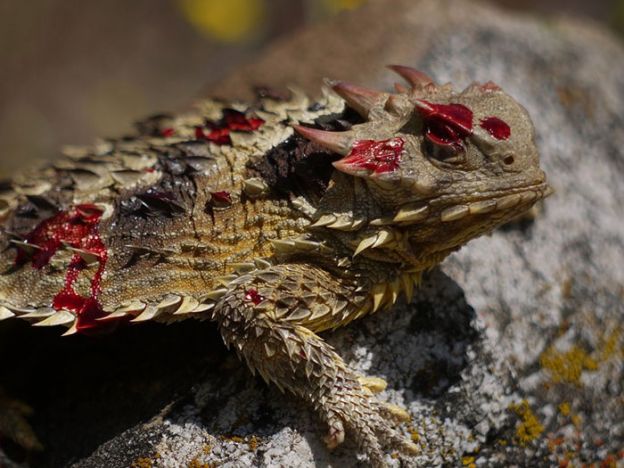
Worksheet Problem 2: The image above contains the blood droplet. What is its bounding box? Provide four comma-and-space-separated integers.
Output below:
160, 127, 175, 138
480, 116, 511, 140
244, 288, 264, 305
211, 191, 232, 205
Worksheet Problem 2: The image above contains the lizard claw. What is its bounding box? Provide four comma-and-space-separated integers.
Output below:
323, 417, 345, 450
319, 387, 417, 466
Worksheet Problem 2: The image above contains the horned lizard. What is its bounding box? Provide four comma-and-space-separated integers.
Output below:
0, 66, 550, 466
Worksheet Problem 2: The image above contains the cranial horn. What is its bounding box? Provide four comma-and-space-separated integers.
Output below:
331, 81, 384, 117
292, 125, 353, 155
388, 65, 434, 89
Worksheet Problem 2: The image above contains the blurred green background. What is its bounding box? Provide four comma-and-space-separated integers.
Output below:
0, 0, 622, 174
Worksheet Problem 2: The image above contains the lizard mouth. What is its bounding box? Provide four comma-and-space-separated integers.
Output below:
391, 181, 552, 226
443, 181, 553, 219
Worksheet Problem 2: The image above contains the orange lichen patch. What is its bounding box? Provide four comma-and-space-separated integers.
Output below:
462, 455, 476, 467
202, 444, 212, 455
558, 402, 571, 417
509, 400, 544, 446
548, 436, 565, 453
601, 454, 617, 468
539, 344, 598, 385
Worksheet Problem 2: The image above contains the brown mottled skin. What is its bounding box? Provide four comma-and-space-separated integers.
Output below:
0, 67, 550, 466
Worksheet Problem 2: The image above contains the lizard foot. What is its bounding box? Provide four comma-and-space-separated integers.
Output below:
320, 386, 418, 467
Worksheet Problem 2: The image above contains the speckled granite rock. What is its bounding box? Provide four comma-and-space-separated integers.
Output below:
4, 0, 623, 467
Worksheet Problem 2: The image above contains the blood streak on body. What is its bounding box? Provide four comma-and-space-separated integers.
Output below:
15, 204, 109, 332
338, 138, 405, 174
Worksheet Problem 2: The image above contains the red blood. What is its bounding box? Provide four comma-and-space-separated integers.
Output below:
160, 127, 175, 138
338, 138, 405, 174
211, 191, 232, 205
195, 109, 264, 145
15, 204, 109, 332
415, 100, 473, 149
480, 116, 511, 140
244, 288, 264, 305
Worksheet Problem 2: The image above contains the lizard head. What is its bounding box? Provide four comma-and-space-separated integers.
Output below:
294, 66, 551, 264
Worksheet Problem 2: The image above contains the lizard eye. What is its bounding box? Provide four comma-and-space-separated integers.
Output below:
425, 136, 466, 164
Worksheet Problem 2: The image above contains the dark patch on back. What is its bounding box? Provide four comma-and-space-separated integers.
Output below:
248, 106, 364, 201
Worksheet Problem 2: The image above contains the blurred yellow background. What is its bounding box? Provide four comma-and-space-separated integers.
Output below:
0, 0, 622, 174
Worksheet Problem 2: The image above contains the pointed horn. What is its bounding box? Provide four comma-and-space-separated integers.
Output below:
394, 82, 409, 93
388, 65, 434, 89
292, 125, 353, 155
331, 81, 384, 117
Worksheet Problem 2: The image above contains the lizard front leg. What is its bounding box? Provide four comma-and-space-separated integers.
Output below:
213, 263, 417, 467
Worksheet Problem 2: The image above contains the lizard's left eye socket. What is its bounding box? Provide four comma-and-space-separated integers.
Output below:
416, 100, 472, 165
425, 132, 466, 165
425, 120, 463, 149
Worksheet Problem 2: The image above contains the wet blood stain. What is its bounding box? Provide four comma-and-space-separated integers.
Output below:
415, 100, 473, 149
480, 116, 511, 140
195, 109, 264, 145
15, 204, 108, 332
337, 138, 405, 174
244, 288, 264, 305
160, 127, 175, 138
210, 191, 232, 206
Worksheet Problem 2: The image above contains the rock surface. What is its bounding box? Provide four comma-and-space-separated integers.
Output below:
2, 0, 624, 466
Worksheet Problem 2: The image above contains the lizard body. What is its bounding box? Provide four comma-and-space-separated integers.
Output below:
0, 67, 550, 466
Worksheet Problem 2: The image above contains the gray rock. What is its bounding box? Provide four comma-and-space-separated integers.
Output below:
5, 0, 624, 466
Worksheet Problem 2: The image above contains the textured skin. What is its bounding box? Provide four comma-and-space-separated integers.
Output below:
0, 67, 550, 466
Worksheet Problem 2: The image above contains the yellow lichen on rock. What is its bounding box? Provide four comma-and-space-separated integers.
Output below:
509, 400, 544, 446
539, 344, 598, 385
558, 401, 571, 416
